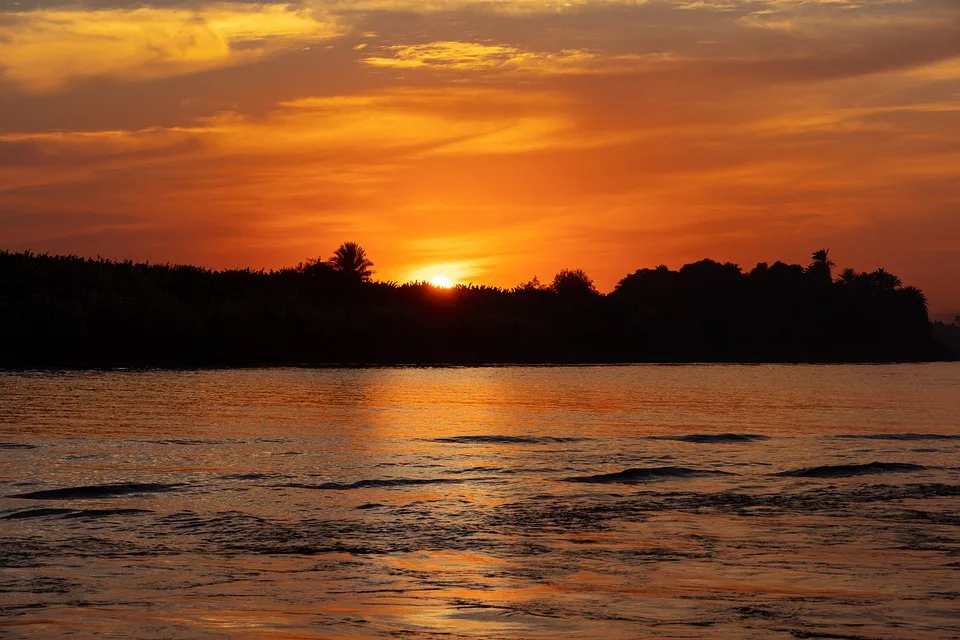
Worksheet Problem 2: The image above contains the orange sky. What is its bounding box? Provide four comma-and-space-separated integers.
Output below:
0, 0, 958, 310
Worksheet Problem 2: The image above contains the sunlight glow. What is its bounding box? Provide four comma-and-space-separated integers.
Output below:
429, 275, 454, 288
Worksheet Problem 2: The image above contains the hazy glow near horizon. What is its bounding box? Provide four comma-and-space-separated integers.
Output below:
429, 275, 454, 289
0, 0, 958, 309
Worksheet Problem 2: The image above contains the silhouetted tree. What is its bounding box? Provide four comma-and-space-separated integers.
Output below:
901, 286, 928, 309
811, 249, 834, 269
0, 247, 944, 366
514, 276, 545, 292
328, 242, 374, 281
808, 248, 835, 285
551, 269, 597, 297
838, 267, 858, 286
870, 268, 902, 293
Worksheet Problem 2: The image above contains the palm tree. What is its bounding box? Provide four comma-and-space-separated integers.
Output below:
328, 242, 374, 281
811, 249, 835, 270
808, 248, 835, 284
838, 267, 858, 286
900, 286, 928, 310
870, 268, 902, 293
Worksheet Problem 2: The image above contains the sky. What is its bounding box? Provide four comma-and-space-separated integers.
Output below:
0, 0, 958, 310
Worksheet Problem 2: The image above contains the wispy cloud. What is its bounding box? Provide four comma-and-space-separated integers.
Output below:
362, 41, 645, 74
0, 4, 339, 93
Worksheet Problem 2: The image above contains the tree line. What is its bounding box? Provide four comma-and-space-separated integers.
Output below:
0, 244, 951, 367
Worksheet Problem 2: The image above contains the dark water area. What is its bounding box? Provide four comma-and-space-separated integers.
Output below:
0, 364, 958, 638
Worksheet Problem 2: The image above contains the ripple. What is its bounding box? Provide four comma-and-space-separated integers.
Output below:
428, 435, 588, 445
775, 462, 930, 479
564, 466, 733, 484
834, 434, 960, 441
2, 508, 75, 520
137, 438, 235, 446
2, 507, 152, 520
444, 466, 505, 475
654, 434, 770, 444
64, 508, 154, 519
281, 478, 466, 490
8, 482, 181, 500
220, 473, 288, 481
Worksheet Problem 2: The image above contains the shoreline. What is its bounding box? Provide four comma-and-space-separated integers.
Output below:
2, 358, 956, 372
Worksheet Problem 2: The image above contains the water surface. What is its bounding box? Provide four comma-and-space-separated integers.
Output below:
1, 365, 958, 638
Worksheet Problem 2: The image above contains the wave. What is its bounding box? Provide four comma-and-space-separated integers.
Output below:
444, 466, 505, 475
63, 508, 153, 519
565, 466, 732, 484
140, 437, 298, 446
281, 478, 465, 490
429, 435, 587, 445
157, 510, 269, 534
654, 434, 770, 444
2, 507, 75, 519
834, 434, 960, 441
220, 473, 288, 481
776, 462, 929, 478
2, 507, 151, 520
140, 438, 232, 446
641, 483, 960, 517
8, 482, 181, 500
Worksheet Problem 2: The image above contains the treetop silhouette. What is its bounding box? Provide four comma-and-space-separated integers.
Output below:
328, 242, 374, 281
0, 244, 951, 366
551, 269, 598, 297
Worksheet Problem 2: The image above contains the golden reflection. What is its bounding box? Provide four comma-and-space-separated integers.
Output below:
2, 367, 959, 637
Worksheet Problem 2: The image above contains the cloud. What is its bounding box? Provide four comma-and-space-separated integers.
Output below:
213, 87, 601, 155
0, 85, 593, 181
0, 4, 339, 93
361, 40, 654, 75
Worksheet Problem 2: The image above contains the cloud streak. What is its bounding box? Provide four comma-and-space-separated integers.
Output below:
361, 41, 649, 74
0, 4, 338, 93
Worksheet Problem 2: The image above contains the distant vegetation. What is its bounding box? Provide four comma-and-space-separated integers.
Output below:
933, 321, 960, 359
0, 245, 951, 367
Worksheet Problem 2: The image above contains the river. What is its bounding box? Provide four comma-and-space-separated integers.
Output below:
1, 364, 958, 638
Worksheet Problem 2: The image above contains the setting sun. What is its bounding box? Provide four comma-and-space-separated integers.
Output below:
428, 275, 454, 288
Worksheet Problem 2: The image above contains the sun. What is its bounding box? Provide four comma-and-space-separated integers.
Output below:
428, 275, 454, 288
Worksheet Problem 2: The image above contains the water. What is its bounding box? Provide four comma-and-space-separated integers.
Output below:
1, 364, 958, 638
